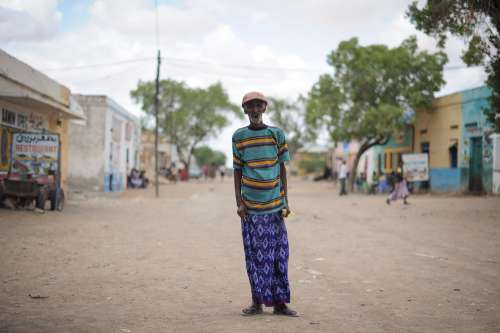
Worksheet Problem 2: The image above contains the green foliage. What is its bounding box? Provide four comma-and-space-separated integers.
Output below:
266, 96, 311, 156
297, 154, 326, 174
306, 36, 446, 189
131, 79, 241, 166
193, 146, 226, 167
407, 0, 500, 132
306, 36, 446, 144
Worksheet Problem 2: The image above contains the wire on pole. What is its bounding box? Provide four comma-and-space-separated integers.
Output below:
154, 50, 161, 198
154, 0, 161, 198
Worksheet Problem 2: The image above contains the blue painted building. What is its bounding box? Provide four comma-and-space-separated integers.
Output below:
414, 86, 494, 193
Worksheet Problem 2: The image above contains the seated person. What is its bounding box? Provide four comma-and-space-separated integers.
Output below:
139, 170, 149, 188
129, 168, 143, 188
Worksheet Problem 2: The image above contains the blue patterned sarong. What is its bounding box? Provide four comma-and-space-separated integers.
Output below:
241, 212, 291, 306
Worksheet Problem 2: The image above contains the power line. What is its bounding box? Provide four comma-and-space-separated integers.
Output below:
40, 58, 153, 71
162, 56, 328, 73
155, 0, 160, 50
444, 64, 483, 71
39, 56, 327, 73
72, 63, 148, 85
39, 56, 484, 76
154, 0, 161, 198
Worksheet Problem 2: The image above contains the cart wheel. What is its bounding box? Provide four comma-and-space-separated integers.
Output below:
36, 186, 48, 210
50, 188, 65, 211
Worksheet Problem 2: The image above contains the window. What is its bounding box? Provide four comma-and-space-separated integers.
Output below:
421, 142, 430, 165
125, 123, 133, 141
1, 108, 16, 126
449, 144, 458, 168
17, 114, 27, 129
421, 142, 429, 154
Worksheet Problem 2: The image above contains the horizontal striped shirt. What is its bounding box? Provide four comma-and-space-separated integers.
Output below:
232, 125, 290, 215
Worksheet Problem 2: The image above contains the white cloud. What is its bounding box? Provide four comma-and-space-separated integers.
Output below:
0, 0, 490, 165
0, 0, 61, 41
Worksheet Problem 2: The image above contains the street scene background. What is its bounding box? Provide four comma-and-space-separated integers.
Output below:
1, 179, 499, 333
1, 1, 500, 332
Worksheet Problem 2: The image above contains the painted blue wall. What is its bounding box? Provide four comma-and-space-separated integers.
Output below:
429, 168, 466, 192
103, 173, 125, 192
384, 125, 414, 149
460, 86, 494, 192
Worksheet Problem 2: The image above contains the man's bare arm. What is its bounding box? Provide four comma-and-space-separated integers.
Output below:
280, 162, 289, 208
234, 169, 247, 218
234, 169, 243, 206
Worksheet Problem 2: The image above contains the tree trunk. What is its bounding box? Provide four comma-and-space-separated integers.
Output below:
348, 138, 389, 192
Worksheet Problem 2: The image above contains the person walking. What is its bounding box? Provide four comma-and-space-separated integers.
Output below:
339, 160, 348, 195
386, 167, 410, 205
232, 91, 297, 317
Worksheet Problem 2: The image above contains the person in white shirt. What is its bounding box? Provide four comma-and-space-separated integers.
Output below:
338, 160, 348, 195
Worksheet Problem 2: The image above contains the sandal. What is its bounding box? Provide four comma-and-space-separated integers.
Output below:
242, 303, 263, 316
273, 304, 298, 317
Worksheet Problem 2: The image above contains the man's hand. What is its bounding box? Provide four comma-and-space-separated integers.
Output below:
281, 206, 291, 218
237, 204, 247, 219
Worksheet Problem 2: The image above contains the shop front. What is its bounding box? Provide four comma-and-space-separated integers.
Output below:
0, 49, 84, 209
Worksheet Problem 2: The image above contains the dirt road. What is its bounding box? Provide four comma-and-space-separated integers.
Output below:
1, 179, 499, 332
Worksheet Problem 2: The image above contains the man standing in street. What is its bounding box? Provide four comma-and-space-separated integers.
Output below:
232, 91, 297, 317
339, 160, 348, 195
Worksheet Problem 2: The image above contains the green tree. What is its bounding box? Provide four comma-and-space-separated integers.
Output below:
131, 79, 240, 169
193, 145, 227, 167
267, 96, 311, 157
297, 154, 326, 174
408, 0, 500, 132
306, 36, 447, 190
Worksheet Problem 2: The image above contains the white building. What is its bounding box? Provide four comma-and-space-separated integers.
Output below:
68, 95, 140, 192
492, 133, 500, 194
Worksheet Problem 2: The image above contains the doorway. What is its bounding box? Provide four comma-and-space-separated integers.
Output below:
469, 137, 483, 193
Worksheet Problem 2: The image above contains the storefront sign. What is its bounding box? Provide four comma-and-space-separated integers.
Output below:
10, 133, 59, 177
402, 153, 428, 182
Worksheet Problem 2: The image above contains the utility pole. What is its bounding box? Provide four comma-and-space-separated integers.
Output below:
154, 49, 161, 198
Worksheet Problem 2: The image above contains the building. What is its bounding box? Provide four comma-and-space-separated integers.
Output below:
332, 141, 360, 174
374, 126, 414, 175
332, 129, 413, 181
139, 130, 174, 179
492, 133, 500, 194
0, 49, 84, 190
68, 95, 140, 192
414, 86, 494, 193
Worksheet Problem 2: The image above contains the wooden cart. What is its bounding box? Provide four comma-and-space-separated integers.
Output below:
1, 132, 64, 211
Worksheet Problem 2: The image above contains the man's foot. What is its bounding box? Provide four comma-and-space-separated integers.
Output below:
386, 198, 390, 205
241, 303, 263, 316
273, 304, 298, 317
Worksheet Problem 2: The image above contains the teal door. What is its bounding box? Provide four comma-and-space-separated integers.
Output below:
469, 137, 483, 193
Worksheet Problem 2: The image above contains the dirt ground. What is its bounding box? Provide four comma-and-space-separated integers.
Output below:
0, 178, 499, 333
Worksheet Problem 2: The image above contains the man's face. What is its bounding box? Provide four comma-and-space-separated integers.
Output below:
243, 99, 266, 126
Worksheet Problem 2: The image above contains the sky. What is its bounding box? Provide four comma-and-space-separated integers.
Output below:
0, 0, 488, 166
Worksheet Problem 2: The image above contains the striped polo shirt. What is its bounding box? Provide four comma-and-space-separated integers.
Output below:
232, 125, 290, 215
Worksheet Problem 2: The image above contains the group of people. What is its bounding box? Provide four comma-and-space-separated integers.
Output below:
335, 161, 410, 204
